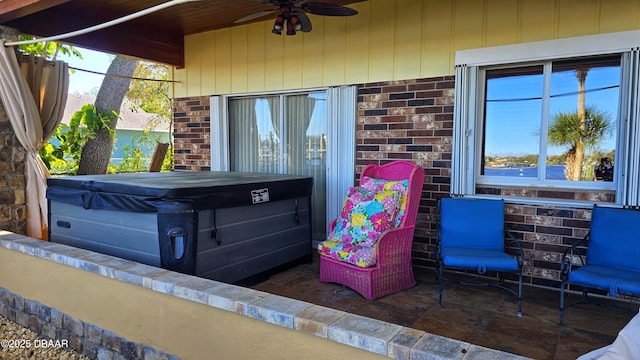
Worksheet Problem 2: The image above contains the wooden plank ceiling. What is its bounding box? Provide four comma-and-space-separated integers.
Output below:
0, 0, 363, 67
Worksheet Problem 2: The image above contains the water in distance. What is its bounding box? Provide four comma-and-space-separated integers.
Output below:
484, 165, 566, 180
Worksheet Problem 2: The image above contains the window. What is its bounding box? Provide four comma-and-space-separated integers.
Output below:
480, 57, 620, 186
452, 30, 640, 206
210, 87, 357, 242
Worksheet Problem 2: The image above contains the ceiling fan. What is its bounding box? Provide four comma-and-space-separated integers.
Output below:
235, 0, 358, 35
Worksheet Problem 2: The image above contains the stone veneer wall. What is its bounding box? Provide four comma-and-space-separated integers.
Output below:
0, 26, 26, 236
0, 288, 177, 360
0, 100, 26, 235
172, 76, 614, 289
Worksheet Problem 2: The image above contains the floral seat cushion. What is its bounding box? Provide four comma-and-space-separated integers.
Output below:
318, 186, 401, 267
318, 239, 377, 268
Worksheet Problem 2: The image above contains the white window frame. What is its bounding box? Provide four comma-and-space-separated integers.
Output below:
452, 30, 640, 207
476, 59, 620, 190
210, 86, 357, 236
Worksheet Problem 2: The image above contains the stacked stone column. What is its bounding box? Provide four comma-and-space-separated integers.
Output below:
0, 26, 27, 235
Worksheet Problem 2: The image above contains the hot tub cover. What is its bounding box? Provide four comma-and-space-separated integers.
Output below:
47, 171, 313, 213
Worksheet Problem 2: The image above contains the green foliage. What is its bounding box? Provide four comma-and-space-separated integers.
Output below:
126, 62, 172, 124
519, 154, 538, 165
75, 103, 117, 134
548, 106, 615, 180
18, 36, 82, 60
484, 154, 538, 168
40, 104, 116, 174
547, 154, 567, 165
38, 56, 173, 174
109, 61, 173, 173
548, 107, 614, 148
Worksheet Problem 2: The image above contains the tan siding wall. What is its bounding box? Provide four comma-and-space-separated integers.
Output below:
174, 0, 640, 97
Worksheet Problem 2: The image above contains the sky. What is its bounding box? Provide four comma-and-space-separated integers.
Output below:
57, 47, 114, 95
485, 65, 620, 157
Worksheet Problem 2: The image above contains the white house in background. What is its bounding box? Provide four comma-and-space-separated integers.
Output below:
61, 93, 171, 163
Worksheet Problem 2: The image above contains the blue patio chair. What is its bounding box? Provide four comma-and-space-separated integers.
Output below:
560, 205, 640, 325
436, 197, 524, 316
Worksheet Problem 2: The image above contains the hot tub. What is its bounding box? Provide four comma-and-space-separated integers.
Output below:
46, 171, 313, 284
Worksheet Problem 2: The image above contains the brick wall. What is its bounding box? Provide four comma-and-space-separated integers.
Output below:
173, 97, 211, 172
172, 77, 610, 289
354, 77, 606, 288
355, 77, 454, 268
504, 203, 591, 288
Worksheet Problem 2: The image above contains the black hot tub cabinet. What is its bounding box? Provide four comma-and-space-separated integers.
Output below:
47, 171, 313, 284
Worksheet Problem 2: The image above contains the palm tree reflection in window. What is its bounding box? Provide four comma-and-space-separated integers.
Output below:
547, 56, 620, 182
548, 107, 614, 181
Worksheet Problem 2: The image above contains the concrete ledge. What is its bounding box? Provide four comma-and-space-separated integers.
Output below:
0, 231, 530, 359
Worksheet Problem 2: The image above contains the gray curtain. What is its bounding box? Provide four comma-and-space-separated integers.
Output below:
286, 94, 323, 238
229, 98, 260, 172
286, 95, 315, 170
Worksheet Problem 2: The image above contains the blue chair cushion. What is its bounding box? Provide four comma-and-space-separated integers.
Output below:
440, 247, 519, 274
569, 265, 640, 298
440, 198, 505, 251
588, 207, 640, 272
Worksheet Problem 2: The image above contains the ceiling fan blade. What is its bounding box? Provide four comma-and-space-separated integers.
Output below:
235, 9, 276, 23
301, 2, 358, 16
292, 12, 312, 32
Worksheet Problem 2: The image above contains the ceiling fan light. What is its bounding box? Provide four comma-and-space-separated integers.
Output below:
290, 15, 302, 31
272, 15, 285, 35
286, 19, 297, 35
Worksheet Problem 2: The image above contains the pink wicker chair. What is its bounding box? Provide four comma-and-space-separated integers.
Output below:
319, 160, 425, 300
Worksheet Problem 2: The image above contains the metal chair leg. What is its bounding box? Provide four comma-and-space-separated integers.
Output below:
559, 280, 566, 325
517, 271, 523, 316
437, 262, 444, 308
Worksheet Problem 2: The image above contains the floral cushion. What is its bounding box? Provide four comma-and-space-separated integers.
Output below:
360, 176, 409, 227
318, 186, 401, 267
335, 187, 401, 245
317, 239, 377, 268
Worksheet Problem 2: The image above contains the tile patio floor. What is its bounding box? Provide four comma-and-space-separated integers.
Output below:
250, 254, 638, 360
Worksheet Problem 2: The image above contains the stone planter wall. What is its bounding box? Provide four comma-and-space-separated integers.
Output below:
0, 288, 177, 360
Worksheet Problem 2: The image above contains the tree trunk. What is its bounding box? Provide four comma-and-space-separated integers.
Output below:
76, 56, 138, 175
564, 147, 577, 180
572, 68, 588, 180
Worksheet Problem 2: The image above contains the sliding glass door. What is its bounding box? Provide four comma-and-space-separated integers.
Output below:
228, 92, 327, 240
